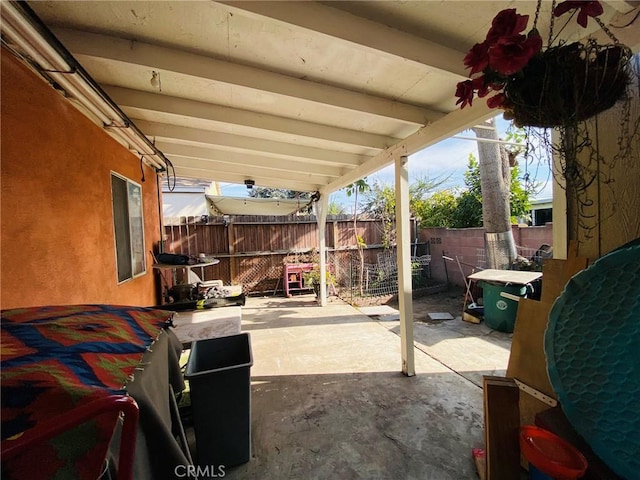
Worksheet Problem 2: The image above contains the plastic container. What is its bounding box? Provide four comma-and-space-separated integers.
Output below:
479, 281, 527, 332
520, 425, 588, 480
185, 333, 253, 467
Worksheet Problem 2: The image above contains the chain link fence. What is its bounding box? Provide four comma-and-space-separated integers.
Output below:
227, 247, 441, 307
476, 244, 553, 271
327, 249, 440, 306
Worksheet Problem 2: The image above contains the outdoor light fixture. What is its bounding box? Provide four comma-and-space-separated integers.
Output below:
244, 179, 255, 189
150, 71, 161, 90
0, 2, 168, 171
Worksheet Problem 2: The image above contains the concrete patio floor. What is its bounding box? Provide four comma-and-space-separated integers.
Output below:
217, 292, 512, 480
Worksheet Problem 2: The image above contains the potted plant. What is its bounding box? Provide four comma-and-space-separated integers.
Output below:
303, 266, 337, 298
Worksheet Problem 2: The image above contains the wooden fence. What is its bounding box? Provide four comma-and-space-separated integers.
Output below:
162, 215, 553, 294
162, 215, 427, 295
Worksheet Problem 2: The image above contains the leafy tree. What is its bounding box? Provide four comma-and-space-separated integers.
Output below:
458, 153, 532, 226
360, 181, 396, 247
327, 201, 346, 215
418, 151, 532, 228
361, 175, 449, 218
249, 187, 310, 200
345, 179, 370, 295
360, 174, 449, 246
503, 126, 534, 222
451, 190, 483, 227
509, 165, 532, 223
417, 190, 458, 227
416, 155, 483, 228
361, 181, 395, 218
451, 155, 483, 228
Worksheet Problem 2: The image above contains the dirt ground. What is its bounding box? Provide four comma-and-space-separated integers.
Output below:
385, 284, 468, 322
407, 285, 467, 322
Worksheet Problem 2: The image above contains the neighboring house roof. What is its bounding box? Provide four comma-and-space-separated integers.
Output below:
163, 192, 209, 223
531, 197, 553, 210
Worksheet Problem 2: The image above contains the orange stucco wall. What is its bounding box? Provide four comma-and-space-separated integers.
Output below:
1, 48, 161, 309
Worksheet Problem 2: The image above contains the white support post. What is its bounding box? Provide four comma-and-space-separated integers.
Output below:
315, 194, 329, 306
395, 155, 415, 376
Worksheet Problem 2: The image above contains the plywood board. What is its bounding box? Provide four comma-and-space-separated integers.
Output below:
507, 298, 555, 397
507, 253, 590, 468
570, 84, 640, 260
483, 376, 520, 480
540, 257, 589, 304
473, 449, 487, 480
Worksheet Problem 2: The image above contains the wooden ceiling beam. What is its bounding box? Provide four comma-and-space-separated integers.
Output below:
105, 86, 399, 150
54, 27, 442, 125
133, 119, 370, 167
156, 141, 345, 179
221, 1, 468, 77
170, 166, 321, 192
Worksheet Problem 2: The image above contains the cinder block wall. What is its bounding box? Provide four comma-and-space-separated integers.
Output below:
420, 224, 553, 287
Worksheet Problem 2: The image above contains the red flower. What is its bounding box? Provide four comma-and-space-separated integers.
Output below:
486, 9, 530, 44
472, 76, 491, 98
489, 33, 542, 75
455, 80, 475, 109
464, 42, 490, 75
487, 93, 507, 109
554, 1, 603, 28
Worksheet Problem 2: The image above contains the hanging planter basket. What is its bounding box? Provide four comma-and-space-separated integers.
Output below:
503, 41, 632, 128
455, 1, 636, 129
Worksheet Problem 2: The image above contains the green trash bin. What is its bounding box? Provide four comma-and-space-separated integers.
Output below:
479, 281, 527, 333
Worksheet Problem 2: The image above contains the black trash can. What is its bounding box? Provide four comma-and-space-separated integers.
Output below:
185, 333, 253, 468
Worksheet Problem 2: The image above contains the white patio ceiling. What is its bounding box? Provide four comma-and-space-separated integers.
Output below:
22, 0, 640, 196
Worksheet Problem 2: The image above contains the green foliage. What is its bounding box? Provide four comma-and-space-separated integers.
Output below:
327, 201, 346, 215
360, 181, 396, 248
360, 175, 448, 247
360, 175, 449, 219
411, 262, 428, 288
361, 181, 396, 218
451, 190, 483, 227
509, 165, 532, 223
504, 127, 526, 158
345, 179, 370, 198
247, 187, 314, 214
462, 154, 482, 196
416, 190, 458, 227
418, 152, 532, 228
249, 187, 310, 200
444, 155, 484, 227
303, 267, 336, 287
504, 126, 533, 222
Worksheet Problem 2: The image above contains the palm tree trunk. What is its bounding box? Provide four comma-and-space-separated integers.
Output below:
473, 119, 517, 268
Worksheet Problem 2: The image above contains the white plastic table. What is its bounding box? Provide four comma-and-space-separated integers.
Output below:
468, 269, 542, 285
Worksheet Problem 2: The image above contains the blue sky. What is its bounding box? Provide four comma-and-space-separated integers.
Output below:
219, 115, 554, 210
